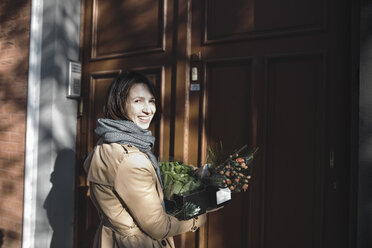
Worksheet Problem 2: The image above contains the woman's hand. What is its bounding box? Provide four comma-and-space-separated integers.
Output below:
187, 164, 198, 171
192, 164, 211, 178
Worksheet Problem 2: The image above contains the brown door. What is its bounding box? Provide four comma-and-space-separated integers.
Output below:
186, 1, 351, 247
76, 0, 352, 248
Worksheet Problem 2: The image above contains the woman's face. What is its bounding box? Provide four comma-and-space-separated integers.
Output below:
125, 83, 156, 129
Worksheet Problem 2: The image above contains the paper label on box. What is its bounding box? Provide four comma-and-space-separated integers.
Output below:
216, 188, 231, 205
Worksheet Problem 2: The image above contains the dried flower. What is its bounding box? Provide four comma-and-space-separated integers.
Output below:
204, 144, 258, 193
236, 158, 244, 163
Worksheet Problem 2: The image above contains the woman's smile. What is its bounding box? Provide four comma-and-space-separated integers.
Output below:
137, 115, 152, 124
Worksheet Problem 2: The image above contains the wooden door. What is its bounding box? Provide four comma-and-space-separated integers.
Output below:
76, 0, 352, 248
186, 0, 351, 247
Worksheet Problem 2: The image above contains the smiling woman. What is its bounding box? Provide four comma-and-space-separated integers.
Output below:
83, 71, 206, 248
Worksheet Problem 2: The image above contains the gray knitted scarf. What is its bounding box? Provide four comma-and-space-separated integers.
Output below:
95, 118, 166, 209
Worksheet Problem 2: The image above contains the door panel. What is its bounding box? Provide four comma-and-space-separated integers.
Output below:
254, 0, 325, 31
203, 60, 252, 248
204, 61, 252, 148
264, 54, 325, 248
92, 0, 165, 59
204, 0, 326, 44
205, 0, 254, 40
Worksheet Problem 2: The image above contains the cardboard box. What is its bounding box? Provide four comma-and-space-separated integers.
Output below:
165, 186, 231, 220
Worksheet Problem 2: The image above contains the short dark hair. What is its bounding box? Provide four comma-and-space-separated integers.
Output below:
103, 71, 161, 120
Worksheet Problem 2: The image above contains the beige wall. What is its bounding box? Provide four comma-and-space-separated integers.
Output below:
0, 0, 31, 247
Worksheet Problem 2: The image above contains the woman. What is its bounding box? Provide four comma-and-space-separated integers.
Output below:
83, 71, 207, 248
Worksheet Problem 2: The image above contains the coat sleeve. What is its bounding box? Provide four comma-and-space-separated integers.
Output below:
113, 151, 206, 240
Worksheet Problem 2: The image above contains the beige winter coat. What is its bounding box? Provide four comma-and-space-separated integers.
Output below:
84, 140, 206, 248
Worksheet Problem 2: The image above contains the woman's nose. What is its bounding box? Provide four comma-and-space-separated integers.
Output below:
142, 102, 151, 114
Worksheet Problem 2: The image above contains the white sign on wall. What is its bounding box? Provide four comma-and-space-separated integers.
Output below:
67, 61, 81, 98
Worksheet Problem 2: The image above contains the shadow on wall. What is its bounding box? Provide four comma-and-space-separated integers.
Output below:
43, 149, 75, 248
